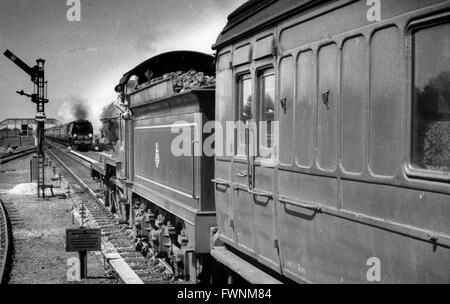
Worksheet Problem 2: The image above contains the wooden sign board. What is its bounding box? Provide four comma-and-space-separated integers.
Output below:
65, 228, 101, 252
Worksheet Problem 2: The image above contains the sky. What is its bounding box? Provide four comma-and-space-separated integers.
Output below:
0, 0, 246, 131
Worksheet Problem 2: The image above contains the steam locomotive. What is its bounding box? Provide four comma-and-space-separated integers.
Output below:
45, 119, 93, 151
91, 0, 450, 284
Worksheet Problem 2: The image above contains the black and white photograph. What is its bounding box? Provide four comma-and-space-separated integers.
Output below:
0, 0, 449, 290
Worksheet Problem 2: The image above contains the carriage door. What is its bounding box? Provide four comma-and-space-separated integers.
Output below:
233, 69, 280, 272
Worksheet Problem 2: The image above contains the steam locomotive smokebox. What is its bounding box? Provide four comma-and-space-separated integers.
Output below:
30, 154, 38, 181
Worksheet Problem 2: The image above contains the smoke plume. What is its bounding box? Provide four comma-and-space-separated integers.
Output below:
57, 96, 91, 123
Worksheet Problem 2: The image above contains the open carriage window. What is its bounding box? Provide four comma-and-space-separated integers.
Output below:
257, 69, 275, 158
412, 22, 450, 173
236, 74, 252, 155
238, 74, 253, 123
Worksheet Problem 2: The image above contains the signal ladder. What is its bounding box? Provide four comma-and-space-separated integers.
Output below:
37, 150, 45, 198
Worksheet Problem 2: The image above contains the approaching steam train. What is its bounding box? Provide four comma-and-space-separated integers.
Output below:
92, 0, 450, 284
45, 119, 94, 151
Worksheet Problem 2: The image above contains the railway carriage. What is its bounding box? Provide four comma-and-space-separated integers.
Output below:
210, 0, 450, 283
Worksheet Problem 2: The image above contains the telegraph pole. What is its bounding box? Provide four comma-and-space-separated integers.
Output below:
3, 50, 49, 198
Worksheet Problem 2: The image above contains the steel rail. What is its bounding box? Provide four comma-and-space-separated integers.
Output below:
0, 200, 11, 284
46, 146, 174, 284
0, 147, 36, 164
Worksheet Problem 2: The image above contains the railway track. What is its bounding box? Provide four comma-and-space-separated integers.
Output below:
1, 147, 37, 284
0, 147, 36, 165
0, 200, 12, 284
45, 144, 174, 284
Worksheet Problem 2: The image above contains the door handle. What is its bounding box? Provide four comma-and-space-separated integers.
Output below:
192, 139, 200, 199
245, 126, 253, 189
211, 178, 231, 187
278, 196, 323, 213
248, 189, 273, 199
280, 98, 287, 114
321, 89, 330, 110
235, 169, 248, 177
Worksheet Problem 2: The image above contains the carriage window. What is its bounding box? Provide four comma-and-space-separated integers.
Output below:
412, 23, 450, 172
239, 75, 253, 122
236, 74, 252, 155
258, 69, 275, 157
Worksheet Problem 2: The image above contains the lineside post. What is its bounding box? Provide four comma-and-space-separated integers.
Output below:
79, 250, 87, 279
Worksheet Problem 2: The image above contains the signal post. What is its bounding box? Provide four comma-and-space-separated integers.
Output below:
3, 49, 49, 197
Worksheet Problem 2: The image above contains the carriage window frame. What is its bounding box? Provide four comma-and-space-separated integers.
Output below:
235, 72, 253, 157
405, 14, 450, 182
256, 67, 275, 159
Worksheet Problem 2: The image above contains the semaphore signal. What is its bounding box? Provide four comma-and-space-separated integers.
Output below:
3, 49, 50, 198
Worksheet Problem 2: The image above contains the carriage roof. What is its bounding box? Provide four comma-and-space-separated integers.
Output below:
213, 0, 326, 50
